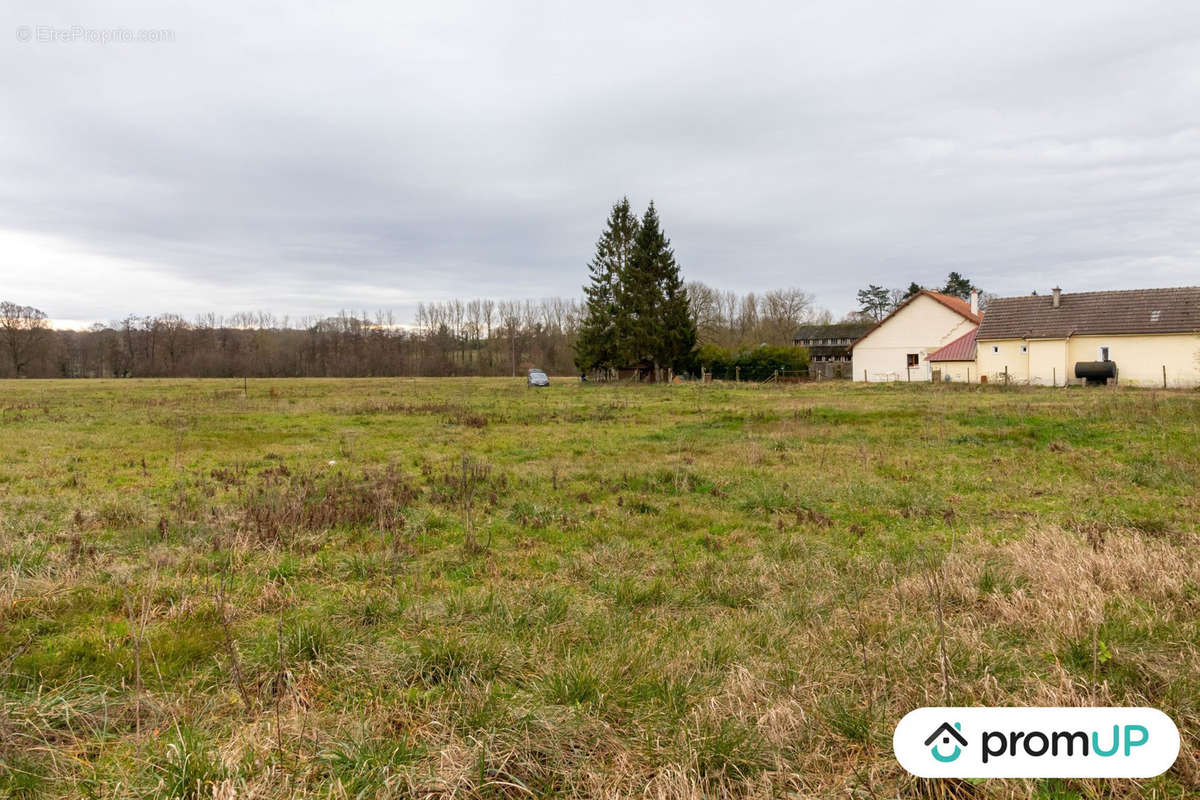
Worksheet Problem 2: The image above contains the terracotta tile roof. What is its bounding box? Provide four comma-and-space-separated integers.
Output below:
927, 328, 978, 362
976, 286, 1200, 340
850, 290, 980, 350
922, 291, 982, 324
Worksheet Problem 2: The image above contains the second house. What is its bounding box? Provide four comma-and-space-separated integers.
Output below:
851, 290, 982, 382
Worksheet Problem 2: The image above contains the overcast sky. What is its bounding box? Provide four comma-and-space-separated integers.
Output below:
3, 1, 1199, 327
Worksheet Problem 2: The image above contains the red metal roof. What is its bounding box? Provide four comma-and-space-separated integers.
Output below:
927, 328, 978, 362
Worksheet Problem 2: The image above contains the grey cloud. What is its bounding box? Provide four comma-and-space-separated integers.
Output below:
2, 0, 1199, 323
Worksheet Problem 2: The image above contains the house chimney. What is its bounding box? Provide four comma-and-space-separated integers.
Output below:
969, 288, 979, 316
1052, 287, 1061, 308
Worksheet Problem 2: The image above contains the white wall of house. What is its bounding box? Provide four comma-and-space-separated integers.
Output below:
851, 295, 978, 382
976, 333, 1200, 387
930, 360, 976, 383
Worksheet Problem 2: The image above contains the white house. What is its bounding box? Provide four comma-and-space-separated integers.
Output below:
851, 290, 982, 382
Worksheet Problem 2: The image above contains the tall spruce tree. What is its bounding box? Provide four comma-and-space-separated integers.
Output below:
618, 202, 695, 378
656, 233, 696, 374
575, 198, 639, 372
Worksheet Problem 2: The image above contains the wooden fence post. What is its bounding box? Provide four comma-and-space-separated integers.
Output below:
1163, 365, 1167, 389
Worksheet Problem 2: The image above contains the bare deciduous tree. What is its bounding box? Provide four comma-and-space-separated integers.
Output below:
0, 301, 49, 377
685, 283, 824, 348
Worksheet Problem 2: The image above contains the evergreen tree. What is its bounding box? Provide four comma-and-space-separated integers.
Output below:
903, 281, 923, 300
656, 228, 696, 374
856, 284, 891, 321
941, 271, 978, 300
615, 204, 662, 370
618, 202, 695, 378
574, 198, 639, 371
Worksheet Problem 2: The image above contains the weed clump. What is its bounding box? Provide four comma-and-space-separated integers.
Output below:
239, 466, 417, 543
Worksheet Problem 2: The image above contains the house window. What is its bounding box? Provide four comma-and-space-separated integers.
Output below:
906, 353, 919, 368
1019, 344, 1028, 354
1099, 346, 1110, 361
992, 345, 999, 354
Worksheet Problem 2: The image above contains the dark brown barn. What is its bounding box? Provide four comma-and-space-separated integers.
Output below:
792, 323, 872, 378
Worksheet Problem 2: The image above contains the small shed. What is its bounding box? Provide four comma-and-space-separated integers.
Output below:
927, 328, 978, 383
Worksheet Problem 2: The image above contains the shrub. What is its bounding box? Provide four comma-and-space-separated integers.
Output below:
696, 345, 809, 381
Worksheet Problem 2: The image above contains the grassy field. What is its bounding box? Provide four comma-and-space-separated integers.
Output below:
1, 378, 1198, 799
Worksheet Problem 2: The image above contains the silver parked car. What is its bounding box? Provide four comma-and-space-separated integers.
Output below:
527, 368, 550, 387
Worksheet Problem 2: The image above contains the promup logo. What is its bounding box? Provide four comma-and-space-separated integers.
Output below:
894, 708, 1179, 778
924, 722, 967, 762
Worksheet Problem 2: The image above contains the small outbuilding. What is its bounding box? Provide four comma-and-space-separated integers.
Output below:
927, 328, 978, 382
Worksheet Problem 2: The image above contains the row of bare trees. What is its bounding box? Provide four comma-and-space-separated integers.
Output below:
1, 286, 830, 379
0, 299, 587, 379
414, 298, 580, 378
686, 284, 829, 348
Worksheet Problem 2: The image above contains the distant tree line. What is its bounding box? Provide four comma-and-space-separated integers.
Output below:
2, 275, 982, 381
683, 283, 821, 380
1, 283, 825, 380
686, 283, 824, 348
0, 302, 586, 379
